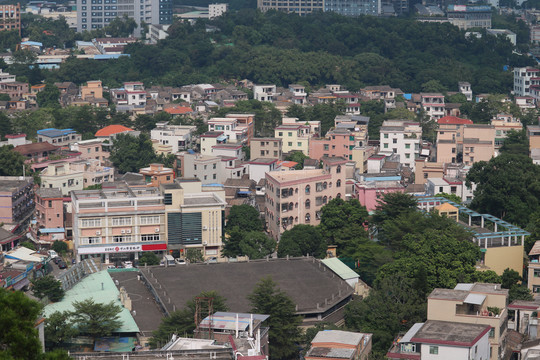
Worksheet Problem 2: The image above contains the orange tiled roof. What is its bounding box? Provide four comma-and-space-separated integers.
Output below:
437, 116, 473, 125
95, 124, 134, 137
164, 106, 193, 115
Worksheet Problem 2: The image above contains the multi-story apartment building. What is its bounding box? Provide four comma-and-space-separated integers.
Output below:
265, 157, 347, 239
421, 93, 445, 120
436, 116, 473, 164
225, 113, 255, 144
71, 138, 110, 164
528, 125, 540, 164
0, 81, 28, 99
37, 128, 82, 147
325, 0, 380, 16
151, 122, 197, 154
211, 144, 244, 160
462, 125, 495, 166
253, 85, 276, 102
427, 283, 509, 360
354, 175, 405, 212
282, 117, 321, 137
513, 67, 540, 97
72, 184, 167, 264
447, 5, 492, 30
0, 4, 21, 35
208, 3, 228, 18
207, 117, 248, 144
257, 0, 323, 15
490, 114, 522, 151
41, 160, 114, 195
200, 131, 226, 155
76, 0, 172, 34
527, 241, 540, 294
309, 128, 356, 161
35, 188, 64, 243
139, 163, 174, 187
250, 137, 282, 160
288, 84, 308, 104
379, 120, 422, 171
179, 153, 224, 184
275, 124, 312, 156
459, 81, 473, 101
0, 177, 34, 233
162, 179, 226, 258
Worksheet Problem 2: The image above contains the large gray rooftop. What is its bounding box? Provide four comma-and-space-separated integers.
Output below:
412, 320, 490, 346
139, 257, 353, 319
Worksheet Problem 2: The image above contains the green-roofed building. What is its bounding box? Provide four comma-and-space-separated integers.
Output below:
44, 270, 139, 334
321, 258, 359, 288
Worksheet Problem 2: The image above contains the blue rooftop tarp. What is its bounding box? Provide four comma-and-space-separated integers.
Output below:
39, 228, 65, 233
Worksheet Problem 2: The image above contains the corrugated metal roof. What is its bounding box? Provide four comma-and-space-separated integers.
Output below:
454, 283, 474, 291
321, 258, 359, 281
312, 330, 364, 346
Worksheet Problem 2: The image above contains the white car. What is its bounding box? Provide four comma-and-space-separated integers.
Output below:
175, 258, 186, 265
122, 261, 133, 269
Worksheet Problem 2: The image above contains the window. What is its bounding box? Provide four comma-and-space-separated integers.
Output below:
405, 153, 410, 159
113, 235, 132, 243
278, 132, 283, 136
48, 200, 52, 208
305, 199, 311, 209
384, 143, 388, 148
140, 215, 160, 225
337, 165, 341, 173
288, 132, 293, 137
337, 179, 341, 187
384, 134, 388, 139
405, 143, 410, 149
297, 142, 302, 147
429, 346, 438, 355
164, 193, 172, 205
305, 185, 310, 194
213, 163, 217, 169
393, 138, 397, 144
305, 213, 311, 222
80, 237, 100, 245
81, 218, 101, 227
141, 234, 160, 241
324, 144, 329, 150
112, 217, 132, 226
288, 142, 292, 146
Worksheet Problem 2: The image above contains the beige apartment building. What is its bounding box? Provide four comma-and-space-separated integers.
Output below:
528, 241, 540, 294
414, 159, 444, 185
436, 117, 495, 165
265, 157, 347, 239
71, 138, 110, 165
275, 124, 312, 156
490, 114, 522, 151
250, 137, 282, 160
72, 179, 226, 264
428, 283, 509, 360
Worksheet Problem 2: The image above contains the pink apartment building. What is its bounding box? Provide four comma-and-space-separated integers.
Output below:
265, 157, 347, 239
309, 128, 356, 161
354, 176, 405, 212
436, 116, 473, 164
72, 138, 110, 164
0, 176, 34, 247
35, 188, 65, 243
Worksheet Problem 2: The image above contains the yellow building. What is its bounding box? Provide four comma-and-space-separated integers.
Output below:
275, 124, 311, 156
428, 283, 509, 360
435, 202, 459, 221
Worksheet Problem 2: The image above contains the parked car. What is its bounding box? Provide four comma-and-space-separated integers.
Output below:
174, 258, 186, 265
206, 257, 218, 264
57, 260, 67, 269
107, 264, 116, 269
122, 261, 133, 269
53, 257, 62, 264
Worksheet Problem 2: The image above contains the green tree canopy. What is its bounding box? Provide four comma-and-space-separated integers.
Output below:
466, 153, 540, 228
44, 311, 78, 350
138, 252, 161, 266
225, 204, 263, 233
499, 129, 529, 156
36, 83, 61, 108
32, 275, 65, 302
0, 146, 26, 176
277, 224, 327, 258
0, 288, 43, 359
109, 133, 159, 173
285, 151, 309, 170
69, 299, 122, 343
52, 240, 68, 254
248, 277, 302, 360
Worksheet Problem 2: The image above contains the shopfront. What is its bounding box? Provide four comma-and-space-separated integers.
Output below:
77, 243, 167, 265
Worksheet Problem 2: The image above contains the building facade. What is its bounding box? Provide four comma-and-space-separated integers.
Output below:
275, 124, 311, 156
35, 188, 64, 243
0, 4, 21, 35
37, 128, 82, 147
325, 0, 380, 16
250, 137, 282, 160
265, 157, 347, 239
151, 122, 197, 154
0, 176, 34, 231
447, 5, 492, 30
379, 120, 422, 171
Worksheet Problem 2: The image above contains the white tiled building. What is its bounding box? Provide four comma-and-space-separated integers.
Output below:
379, 120, 422, 171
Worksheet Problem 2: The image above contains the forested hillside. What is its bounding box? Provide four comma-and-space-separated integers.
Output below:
17, 10, 534, 93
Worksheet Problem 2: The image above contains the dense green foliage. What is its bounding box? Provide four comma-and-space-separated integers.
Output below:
150, 291, 228, 348
0, 146, 26, 176
248, 277, 302, 360
32, 275, 65, 302
285, 151, 310, 170
44, 311, 78, 350
466, 153, 540, 228
11, 11, 531, 95
286, 102, 345, 135
277, 224, 326, 258
109, 133, 175, 173
0, 288, 43, 359
52, 240, 68, 254
138, 252, 161, 266
69, 299, 122, 342
225, 204, 263, 232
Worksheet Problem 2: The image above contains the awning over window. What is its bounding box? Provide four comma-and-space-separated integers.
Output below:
464, 293, 486, 305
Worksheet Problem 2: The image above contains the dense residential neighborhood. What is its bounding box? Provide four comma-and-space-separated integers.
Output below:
3, 0, 540, 360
